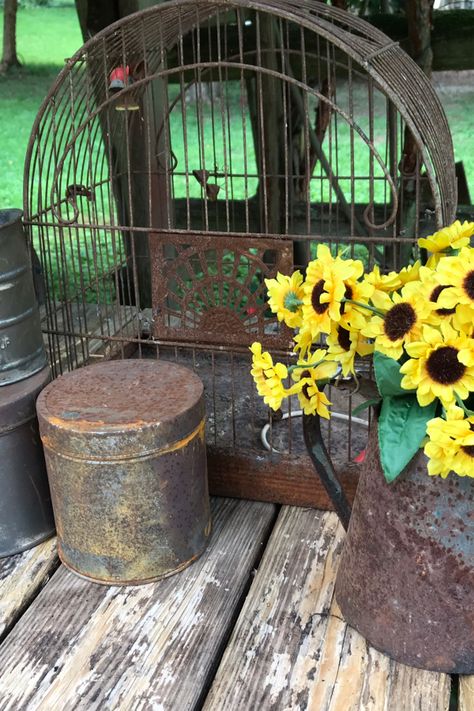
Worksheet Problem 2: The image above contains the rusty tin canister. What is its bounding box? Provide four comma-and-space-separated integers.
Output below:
36, 359, 211, 585
0, 365, 55, 557
0, 209, 47, 386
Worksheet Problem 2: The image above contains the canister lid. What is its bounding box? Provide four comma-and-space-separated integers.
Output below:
0, 365, 51, 432
36, 360, 205, 459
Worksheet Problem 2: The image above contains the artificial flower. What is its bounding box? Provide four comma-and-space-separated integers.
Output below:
435, 247, 474, 327
362, 284, 431, 361
326, 324, 374, 376
418, 220, 474, 254
265, 271, 304, 329
364, 264, 402, 298
250, 342, 294, 411
418, 265, 456, 326
400, 322, 474, 408
291, 349, 338, 417
425, 406, 474, 478
292, 325, 315, 359
302, 245, 362, 337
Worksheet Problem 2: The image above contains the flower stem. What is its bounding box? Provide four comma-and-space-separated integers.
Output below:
342, 298, 385, 317
287, 360, 328, 373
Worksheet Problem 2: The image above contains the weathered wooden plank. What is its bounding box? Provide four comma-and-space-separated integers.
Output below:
460, 677, 474, 710
0, 537, 58, 641
203, 508, 344, 710
204, 507, 450, 711
309, 606, 451, 711
0, 498, 276, 710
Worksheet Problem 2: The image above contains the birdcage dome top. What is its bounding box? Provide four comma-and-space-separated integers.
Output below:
25, 0, 456, 227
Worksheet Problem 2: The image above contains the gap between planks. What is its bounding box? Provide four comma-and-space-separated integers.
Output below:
203, 507, 452, 711
0, 498, 276, 710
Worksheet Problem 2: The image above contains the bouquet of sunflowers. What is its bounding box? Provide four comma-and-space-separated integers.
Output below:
250, 220, 474, 483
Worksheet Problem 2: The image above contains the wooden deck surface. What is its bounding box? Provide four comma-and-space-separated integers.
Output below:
0, 498, 469, 710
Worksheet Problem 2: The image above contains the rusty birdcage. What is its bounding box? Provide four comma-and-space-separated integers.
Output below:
24, 0, 457, 507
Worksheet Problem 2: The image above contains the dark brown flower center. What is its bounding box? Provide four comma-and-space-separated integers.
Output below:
430, 284, 456, 316
461, 445, 474, 458
426, 346, 466, 384
463, 271, 474, 300
301, 370, 312, 400
311, 280, 329, 315
340, 284, 353, 315
383, 303, 416, 341
337, 326, 351, 351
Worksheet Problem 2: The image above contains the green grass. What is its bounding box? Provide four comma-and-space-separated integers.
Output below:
0, 6, 82, 209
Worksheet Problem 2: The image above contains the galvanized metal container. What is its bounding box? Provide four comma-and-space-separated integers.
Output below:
36, 359, 211, 585
0, 209, 47, 386
0, 365, 55, 557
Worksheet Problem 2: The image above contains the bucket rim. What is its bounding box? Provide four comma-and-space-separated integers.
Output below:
0, 209, 23, 229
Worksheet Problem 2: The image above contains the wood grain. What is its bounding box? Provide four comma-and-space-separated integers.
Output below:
208, 447, 360, 510
203, 507, 451, 711
460, 676, 474, 711
0, 537, 58, 642
0, 498, 276, 710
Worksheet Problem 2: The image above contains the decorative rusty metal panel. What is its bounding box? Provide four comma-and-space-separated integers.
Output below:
150, 231, 293, 348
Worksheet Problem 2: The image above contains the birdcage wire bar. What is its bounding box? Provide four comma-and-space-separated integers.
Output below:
23, 0, 457, 503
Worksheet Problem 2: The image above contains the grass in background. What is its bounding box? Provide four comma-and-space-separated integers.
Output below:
0, 5, 83, 208
2, 6, 474, 211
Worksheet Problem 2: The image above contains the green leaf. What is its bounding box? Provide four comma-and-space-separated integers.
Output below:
378, 395, 437, 483
373, 351, 414, 397
352, 398, 381, 416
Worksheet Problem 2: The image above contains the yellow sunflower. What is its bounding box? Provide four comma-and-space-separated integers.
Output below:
265, 271, 304, 329
302, 245, 363, 337
338, 276, 374, 331
292, 326, 315, 359
418, 220, 474, 254
435, 248, 474, 327
417, 265, 456, 326
361, 284, 431, 361
291, 349, 338, 417
326, 324, 374, 376
364, 264, 402, 299
425, 407, 474, 478
398, 260, 421, 284
399, 322, 474, 408
250, 342, 294, 411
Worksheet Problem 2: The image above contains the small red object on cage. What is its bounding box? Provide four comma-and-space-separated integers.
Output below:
109, 65, 131, 91
109, 65, 139, 111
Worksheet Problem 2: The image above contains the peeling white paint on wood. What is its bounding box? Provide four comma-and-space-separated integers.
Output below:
0, 537, 57, 639
0, 498, 275, 710
203, 508, 451, 711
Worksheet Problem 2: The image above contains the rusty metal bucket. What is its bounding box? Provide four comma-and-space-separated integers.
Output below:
0, 365, 55, 557
303, 414, 474, 673
36, 359, 211, 585
0, 209, 47, 386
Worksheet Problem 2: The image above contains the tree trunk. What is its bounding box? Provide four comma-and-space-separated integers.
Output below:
0, 0, 21, 74
397, 0, 435, 266
406, 0, 435, 77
